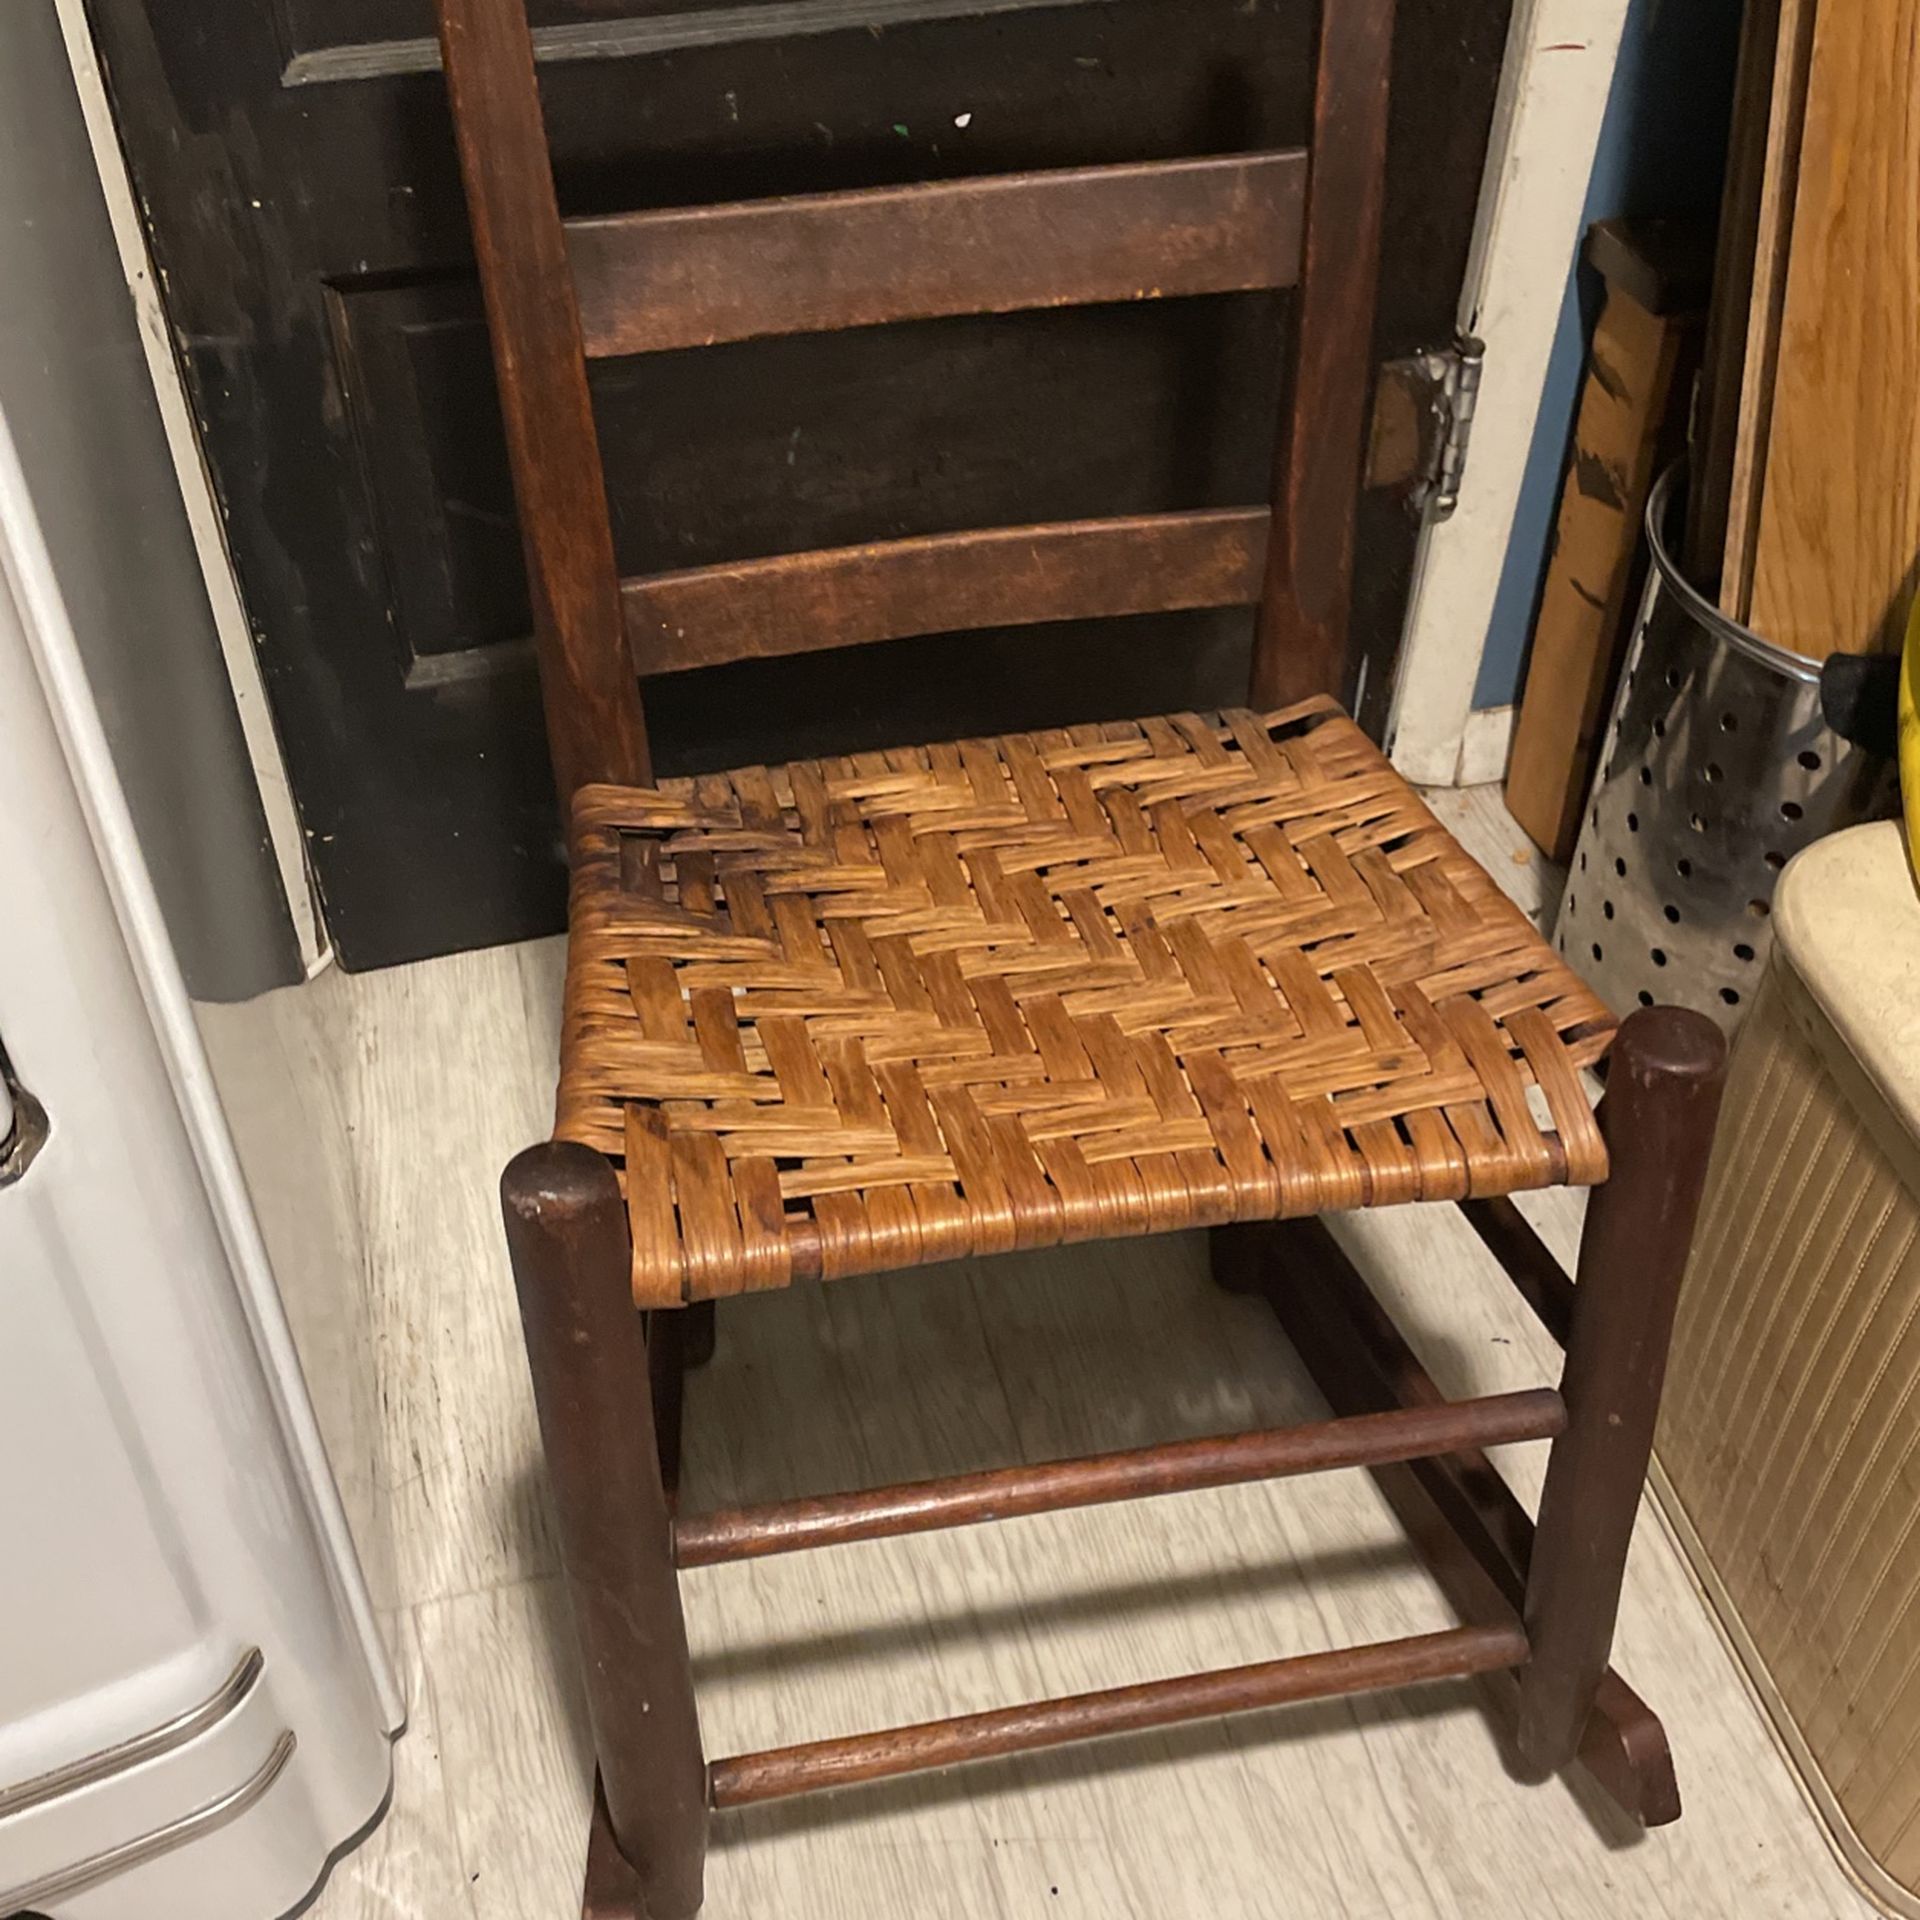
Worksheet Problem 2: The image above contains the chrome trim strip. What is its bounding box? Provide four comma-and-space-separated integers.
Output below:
0, 1069, 48, 1190
0, 1647, 264, 1823
0, 1729, 295, 1914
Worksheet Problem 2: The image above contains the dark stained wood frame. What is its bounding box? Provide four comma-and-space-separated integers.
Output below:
441, 0, 1732, 1907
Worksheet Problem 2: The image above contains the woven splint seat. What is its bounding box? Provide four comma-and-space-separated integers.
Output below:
556, 697, 1615, 1305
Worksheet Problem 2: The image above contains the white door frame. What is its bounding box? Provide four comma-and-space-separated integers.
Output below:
1387, 0, 1633, 787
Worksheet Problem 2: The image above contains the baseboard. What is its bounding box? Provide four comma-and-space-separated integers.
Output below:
1457, 704, 1516, 787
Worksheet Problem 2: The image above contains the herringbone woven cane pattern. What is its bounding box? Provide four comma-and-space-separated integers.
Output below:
556, 697, 1616, 1304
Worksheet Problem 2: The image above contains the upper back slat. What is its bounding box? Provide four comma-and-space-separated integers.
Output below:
567, 151, 1309, 357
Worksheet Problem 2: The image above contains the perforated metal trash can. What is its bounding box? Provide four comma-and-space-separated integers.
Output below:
1556, 465, 1898, 1032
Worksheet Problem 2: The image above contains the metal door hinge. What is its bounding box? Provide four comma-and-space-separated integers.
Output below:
1365, 335, 1485, 523
0, 1041, 48, 1189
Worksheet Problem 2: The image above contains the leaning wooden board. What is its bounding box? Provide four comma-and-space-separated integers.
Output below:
1746, 0, 1920, 658
1506, 232, 1695, 862
1686, 0, 1784, 588
1716, 0, 1818, 622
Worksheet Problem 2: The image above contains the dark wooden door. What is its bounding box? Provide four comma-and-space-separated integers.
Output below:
85, 0, 1510, 969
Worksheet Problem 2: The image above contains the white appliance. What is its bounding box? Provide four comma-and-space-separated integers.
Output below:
0, 397, 400, 1915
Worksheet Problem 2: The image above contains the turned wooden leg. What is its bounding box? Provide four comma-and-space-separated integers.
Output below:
1515, 1007, 1726, 1778
502, 1142, 708, 1919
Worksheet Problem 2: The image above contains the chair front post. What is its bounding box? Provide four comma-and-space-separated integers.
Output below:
501, 1142, 708, 1917
1515, 1007, 1726, 1775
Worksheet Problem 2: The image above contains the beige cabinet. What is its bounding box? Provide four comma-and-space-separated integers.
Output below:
1659, 822, 1920, 1916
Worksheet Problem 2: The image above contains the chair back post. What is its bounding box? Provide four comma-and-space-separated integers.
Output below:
434, 0, 652, 799
1251, 0, 1397, 710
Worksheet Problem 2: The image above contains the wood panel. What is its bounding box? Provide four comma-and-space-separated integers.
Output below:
1718, 0, 1818, 623
568, 152, 1308, 356
1507, 246, 1694, 861
326, 281, 532, 678
1747, 0, 1920, 658
622, 508, 1268, 672
1685, 0, 1783, 585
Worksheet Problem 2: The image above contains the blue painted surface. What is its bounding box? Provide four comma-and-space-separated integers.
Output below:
1472, 0, 1746, 710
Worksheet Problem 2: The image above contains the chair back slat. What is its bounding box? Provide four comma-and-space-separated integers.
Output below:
623, 509, 1269, 675
432, 0, 1397, 803
567, 152, 1308, 358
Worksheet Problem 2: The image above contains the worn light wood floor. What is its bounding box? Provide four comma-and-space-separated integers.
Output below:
201, 787, 1874, 1919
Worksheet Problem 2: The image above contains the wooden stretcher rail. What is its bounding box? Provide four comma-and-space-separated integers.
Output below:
672, 1390, 1567, 1568
567, 150, 1309, 357
1460, 1197, 1577, 1348
622, 507, 1270, 673
705, 1622, 1529, 1809
1216, 1218, 1682, 1827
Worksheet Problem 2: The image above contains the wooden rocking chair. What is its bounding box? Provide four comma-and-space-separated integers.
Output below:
429, 0, 1729, 1908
